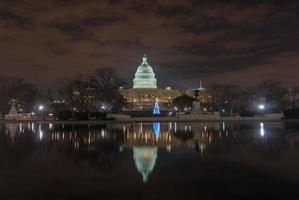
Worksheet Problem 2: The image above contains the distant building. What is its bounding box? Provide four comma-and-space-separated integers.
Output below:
120, 55, 182, 111
185, 81, 216, 108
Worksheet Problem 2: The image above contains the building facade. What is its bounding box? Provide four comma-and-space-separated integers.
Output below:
185, 81, 217, 112
120, 55, 182, 111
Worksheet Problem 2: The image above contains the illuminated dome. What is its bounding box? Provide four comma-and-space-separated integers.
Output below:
133, 146, 158, 183
133, 55, 157, 89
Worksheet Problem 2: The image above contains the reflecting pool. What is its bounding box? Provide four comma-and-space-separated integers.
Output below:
1, 121, 299, 199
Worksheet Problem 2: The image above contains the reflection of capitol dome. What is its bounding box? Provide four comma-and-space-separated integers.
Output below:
133, 146, 158, 183
133, 55, 157, 89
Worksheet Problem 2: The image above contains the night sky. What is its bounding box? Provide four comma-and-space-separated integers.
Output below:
0, 0, 299, 89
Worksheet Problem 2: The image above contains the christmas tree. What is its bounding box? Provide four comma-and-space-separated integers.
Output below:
153, 99, 160, 115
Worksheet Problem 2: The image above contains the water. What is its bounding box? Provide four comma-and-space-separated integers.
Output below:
1, 121, 299, 199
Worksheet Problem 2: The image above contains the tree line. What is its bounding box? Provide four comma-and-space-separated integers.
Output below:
57, 68, 125, 118
174, 79, 299, 115
211, 80, 299, 115
0, 67, 125, 118
0, 70, 298, 118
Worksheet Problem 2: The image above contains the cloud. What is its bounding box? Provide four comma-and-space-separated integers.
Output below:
0, 0, 298, 88
0, 10, 32, 28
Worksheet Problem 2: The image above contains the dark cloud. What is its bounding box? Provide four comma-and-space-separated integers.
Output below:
31, 64, 50, 71
0, 10, 31, 27
48, 22, 93, 40
50, 47, 66, 55
0, 0, 299, 88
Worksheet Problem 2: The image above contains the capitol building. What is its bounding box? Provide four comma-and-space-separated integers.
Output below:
120, 55, 182, 111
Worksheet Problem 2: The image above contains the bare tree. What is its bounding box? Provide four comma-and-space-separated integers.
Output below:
210, 83, 240, 115
59, 78, 76, 118
287, 86, 299, 108
59, 73, 93, 118
89, 67, 125, 111
246, 80, 288, 112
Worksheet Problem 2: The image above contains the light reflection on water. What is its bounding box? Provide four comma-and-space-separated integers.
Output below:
1, 121, 299, 198
2, 122, 298, 149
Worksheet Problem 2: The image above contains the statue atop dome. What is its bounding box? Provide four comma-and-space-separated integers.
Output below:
142, 54, 148, 64
133, 55, 157, 89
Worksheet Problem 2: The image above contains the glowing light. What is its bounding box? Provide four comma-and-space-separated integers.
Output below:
19, 123, 23, 132
169, 122, 172, 131
39, 130, 43, 140
258, 104, 265, 110
38, 105, 44, 111
260, 122, 265, 137
101, 129, 106, 137
166, 145, 171, 152
39, 124, 43, 140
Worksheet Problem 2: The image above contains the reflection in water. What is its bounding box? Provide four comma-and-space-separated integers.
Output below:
5, 123, 18, 143
1, 121, 299, 185
130, 122, 160, 182
133, 146, 158, 183
132, 122, 159, 182
260, 122, 265, 137
153, 122, 160, 140
195, 142, 206, 156
39, 124, 43, 141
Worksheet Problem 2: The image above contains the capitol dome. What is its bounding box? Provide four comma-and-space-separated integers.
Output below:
133, 55, 157, 89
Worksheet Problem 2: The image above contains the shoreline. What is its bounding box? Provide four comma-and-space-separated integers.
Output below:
1, 117, 299, 124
